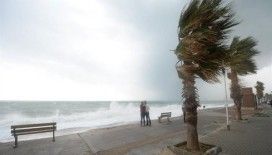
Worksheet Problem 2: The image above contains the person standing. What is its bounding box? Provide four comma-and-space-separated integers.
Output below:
145, 101, 151, 126
140, 101, 146, 126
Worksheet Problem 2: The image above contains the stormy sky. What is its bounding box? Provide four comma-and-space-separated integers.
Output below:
0, 0, 271, 101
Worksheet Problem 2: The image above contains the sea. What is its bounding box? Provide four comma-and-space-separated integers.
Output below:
0, 100, 232, 142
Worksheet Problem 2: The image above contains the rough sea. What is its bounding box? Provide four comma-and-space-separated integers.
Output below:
0, 100, 232, 142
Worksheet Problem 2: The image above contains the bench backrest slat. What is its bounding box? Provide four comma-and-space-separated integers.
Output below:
13, 129, 55, 136
11, 122, 56, 129
161, 112, 171, 116
11, 126, 56, 134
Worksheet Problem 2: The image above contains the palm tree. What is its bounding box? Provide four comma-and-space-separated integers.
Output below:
175, 0, 237, 150
255, 81, 264, 103
225, 37, 259, 120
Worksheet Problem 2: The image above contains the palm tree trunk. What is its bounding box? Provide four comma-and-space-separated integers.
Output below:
186, 111, 199, 150
236, 103, 242, 120
230, 70, 242, 120
181, 65, 200, 150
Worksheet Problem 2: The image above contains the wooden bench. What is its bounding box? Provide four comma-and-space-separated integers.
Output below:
11, 122, 56, 148
158, 112, 171, 123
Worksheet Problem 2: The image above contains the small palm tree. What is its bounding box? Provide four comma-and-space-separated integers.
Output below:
225, 37, 259, 120
175, 0, 237, 150
255, 81, 264, 103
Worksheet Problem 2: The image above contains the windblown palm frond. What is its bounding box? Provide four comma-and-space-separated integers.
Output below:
227, 36, 259, 75
176, 0, 238, 83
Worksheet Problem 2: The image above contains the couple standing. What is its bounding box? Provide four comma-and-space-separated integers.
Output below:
140, 101, 151, 126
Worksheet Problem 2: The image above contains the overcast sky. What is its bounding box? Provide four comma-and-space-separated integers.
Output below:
0, 0, 271, 101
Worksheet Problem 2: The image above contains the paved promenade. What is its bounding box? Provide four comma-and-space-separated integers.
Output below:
201, 105, 272, 155
126, 105, 272, 155
0, 106, 271, 155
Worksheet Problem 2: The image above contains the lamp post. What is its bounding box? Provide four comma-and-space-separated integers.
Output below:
222, 68, 230, 131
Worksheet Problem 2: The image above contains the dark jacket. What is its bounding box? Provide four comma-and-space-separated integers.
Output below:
140, 104, 146, 113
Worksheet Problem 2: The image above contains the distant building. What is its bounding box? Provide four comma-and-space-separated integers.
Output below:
242, 87, 257, 109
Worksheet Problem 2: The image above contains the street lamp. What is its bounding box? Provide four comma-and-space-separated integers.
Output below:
223, 68, 230, 130
222, 68, 230, 131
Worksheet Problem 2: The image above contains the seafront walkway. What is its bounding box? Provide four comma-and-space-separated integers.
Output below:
201, 105, 272, 155
0, 106, 271, 155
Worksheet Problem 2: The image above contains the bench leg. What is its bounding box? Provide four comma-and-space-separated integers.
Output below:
53, 130, 55, 142
13, 136, 18, 148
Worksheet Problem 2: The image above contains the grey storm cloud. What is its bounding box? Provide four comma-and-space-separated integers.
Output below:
232, 0, 272, 68
99, 0, 186, 100
0, 0, 271, 100
100, 0, 272, 100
